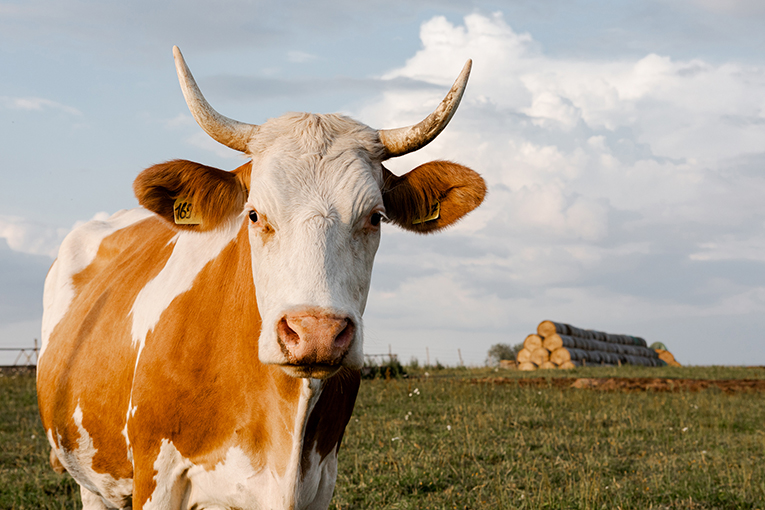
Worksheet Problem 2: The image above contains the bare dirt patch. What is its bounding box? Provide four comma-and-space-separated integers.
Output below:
472, 377, 765, 393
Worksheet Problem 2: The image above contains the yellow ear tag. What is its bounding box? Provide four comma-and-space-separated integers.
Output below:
173, 197, 203, 225
411, 200, 441, 225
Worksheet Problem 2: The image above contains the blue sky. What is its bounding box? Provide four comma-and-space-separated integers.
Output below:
2, 0, 765, 366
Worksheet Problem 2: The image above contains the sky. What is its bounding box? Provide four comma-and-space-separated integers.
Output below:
1, 0, 764, 366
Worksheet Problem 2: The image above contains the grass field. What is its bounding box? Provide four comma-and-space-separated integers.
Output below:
2, 365, 764, 509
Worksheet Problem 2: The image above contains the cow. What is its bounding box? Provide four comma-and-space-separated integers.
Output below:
37, 46, 486, 510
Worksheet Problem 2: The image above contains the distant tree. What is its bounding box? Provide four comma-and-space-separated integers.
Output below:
486, 343, 524, 366
361, 356, 406, 379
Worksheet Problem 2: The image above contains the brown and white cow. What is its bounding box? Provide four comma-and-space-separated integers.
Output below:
37, 46, 485, 510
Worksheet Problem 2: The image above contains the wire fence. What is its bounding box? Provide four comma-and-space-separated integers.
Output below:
0, 341, 475, 368
0, 339, 39, 366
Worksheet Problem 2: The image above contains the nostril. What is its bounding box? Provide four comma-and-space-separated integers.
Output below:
278, 317, 300, 346
334, 319, 354, 349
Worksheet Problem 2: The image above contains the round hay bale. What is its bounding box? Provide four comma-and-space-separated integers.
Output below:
530, 347, 550, 366
537, 320, 569, 338
518, 361, 537, 371
523, 334, 543, 350
539, 361, 557, 370
559, 360, 577, 370
550, 347, 571, 365
542, 333, 563, 351
516, 348, 533, 363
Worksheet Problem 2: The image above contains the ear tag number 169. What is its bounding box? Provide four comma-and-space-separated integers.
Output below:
173, 198, 203, 225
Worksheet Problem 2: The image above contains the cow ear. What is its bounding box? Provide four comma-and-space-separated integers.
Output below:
382, 160, 486, 234
133, 159, 249, 231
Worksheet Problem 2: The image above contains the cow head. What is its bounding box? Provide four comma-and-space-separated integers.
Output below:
134, 47, 486, 379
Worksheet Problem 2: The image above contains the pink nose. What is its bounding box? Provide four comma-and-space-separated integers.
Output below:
277, 311, 355, 365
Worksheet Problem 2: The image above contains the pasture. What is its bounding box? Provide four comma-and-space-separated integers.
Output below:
2, 366, 764, 509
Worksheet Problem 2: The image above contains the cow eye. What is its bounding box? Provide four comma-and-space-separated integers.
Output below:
248, 210, 258, 223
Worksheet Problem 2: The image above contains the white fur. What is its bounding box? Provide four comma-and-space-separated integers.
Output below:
141, 378, 329, 510
129, 216, 242, 357
297, 445, 338, 510
44, 113, 390, 509
247, 114, 385, 370
142, 439, 194, 510
47, 405, 132, 509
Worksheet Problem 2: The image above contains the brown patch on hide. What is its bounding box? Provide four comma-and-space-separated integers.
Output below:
37, 217, 176, 488
129, 222, 303, 508
382, 160, 486, 233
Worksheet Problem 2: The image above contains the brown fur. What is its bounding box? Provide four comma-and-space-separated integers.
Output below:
382, 160, 486, 233
133, 160, 249, 231
41, 152, 482, 508
37, 217, 178, 506
38, 216, 359, 509
129, 223, 304, 506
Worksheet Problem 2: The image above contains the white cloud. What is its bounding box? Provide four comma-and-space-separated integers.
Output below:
0, 212, 110, 259
287, 50, 318, 63
163, 113, 197, 129
690, 236, 765, 262
2, 7, 764, 366
1, 96, 82, 115
0, 216, 68, 258
358, 12, 765, 364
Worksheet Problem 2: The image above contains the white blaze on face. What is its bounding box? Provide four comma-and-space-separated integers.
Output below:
245, 114, 385, 370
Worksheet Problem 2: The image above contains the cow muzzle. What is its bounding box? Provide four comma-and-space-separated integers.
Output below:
276, 309, 355, 379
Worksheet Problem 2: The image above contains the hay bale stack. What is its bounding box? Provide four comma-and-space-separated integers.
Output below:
518, 320, 679, 370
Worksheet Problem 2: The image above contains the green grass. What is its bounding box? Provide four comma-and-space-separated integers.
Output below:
0, 369, 79, 510
2, 366, 764, 509
333, 366, 765, 509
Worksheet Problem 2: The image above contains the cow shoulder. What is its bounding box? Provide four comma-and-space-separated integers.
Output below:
382, 160, 486, 233
133, 159, 250, 231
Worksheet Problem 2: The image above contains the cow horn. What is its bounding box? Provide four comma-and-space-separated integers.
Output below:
378, 59, 472, 159
173, 46, 258, 153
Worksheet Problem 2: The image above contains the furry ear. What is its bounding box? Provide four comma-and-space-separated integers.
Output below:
382, 160, 486, 233
133, 160, 250, 231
